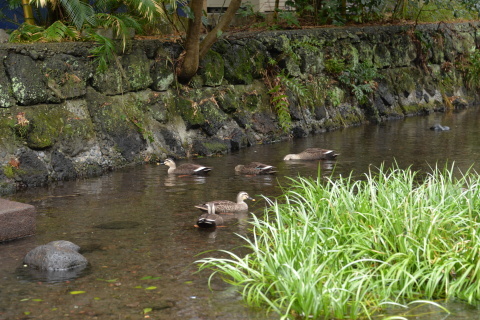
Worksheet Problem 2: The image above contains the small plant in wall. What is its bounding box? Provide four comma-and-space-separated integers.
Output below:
460, 47, 480, 90
8, 112, 31, 139
268, 75, 292, 133
338, 61, 382, 104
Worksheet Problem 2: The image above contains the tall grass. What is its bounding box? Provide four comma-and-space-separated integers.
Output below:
197, 164, 480, 319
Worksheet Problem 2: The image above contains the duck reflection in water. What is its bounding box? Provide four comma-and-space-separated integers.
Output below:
163, 173, 207, 187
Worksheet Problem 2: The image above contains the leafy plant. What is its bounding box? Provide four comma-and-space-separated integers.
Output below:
277, 10, 300, 27
462, 48, 480, 89
8, 112, 31, 139
86, 32, 117, 73
324, 57, 346, 74
9, 21, 80, 42
238, 1, 265, 20
268, 75, 292, 133
338, 61, 382, 104
197, 164, 480, 319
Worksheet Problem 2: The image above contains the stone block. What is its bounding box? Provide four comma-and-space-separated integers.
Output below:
0, 198, 36, 242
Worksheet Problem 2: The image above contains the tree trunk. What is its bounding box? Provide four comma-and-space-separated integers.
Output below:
177, 0, 242, 83
21, 0, 35, 25
199, 0, 242, 59
177, 0, 205, 83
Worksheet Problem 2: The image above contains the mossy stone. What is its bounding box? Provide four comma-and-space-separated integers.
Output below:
5, 53, 49, 106
42, 54, 90, 100
23, 106, 70, 149
223, 45, 254, 85
85, 88, 147, 161
174, 95, 205, 129
200, 50, 224, 87
151, 50, 175, 91
0, 60, 14, 108
122, 48, 153, 91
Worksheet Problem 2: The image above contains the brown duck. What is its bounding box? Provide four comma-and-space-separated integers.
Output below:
195, 191, 254, 214
283, 148, 339, 160
161, 158, 212, 175
196, 203, 224, 228
235, 162, 277, 175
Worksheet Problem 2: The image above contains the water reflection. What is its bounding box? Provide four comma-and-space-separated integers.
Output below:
1, 109, 480, 319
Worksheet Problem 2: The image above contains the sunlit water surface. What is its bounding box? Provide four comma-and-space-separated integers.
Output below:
2, 109, 480, 319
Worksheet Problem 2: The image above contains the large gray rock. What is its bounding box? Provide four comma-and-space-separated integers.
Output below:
0, 198, 36, 241
23, 240, 88, 270
5, 53, 50, 105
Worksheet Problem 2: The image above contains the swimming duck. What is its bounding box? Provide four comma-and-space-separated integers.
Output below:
161, 158, 212, 175
195, 191, 254, 214
235, 162, 277, 175
196, 203, 224, 228
283, 148, 339, 161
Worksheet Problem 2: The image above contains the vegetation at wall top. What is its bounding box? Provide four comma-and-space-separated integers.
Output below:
2, 0, 480, 81
197, 164, 480, 319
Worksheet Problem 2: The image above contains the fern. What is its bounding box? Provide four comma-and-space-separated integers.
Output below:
280, 73, 312, 106
268, 80, 292, 133
338, 61, 382, 104
43, 21, 80, 42
464, 48, 480, 89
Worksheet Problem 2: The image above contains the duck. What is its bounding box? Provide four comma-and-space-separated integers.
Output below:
195, 191, 254, 214
161, 158, 212, 175
283, 148, 339, 161
235, 162, 277, 175
196, 203, 224, 228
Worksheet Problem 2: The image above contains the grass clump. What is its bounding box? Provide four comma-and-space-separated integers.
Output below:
197, 164, 480, 319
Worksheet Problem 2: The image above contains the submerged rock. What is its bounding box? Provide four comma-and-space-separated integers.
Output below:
23, 240, 88, 271
430, 124, 450, 131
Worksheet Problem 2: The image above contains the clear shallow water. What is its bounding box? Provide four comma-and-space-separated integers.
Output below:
1, 109, 480, 319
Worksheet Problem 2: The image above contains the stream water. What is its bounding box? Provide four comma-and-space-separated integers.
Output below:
1, 109, 480, 319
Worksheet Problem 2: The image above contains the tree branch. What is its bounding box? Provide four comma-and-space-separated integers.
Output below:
198, 0, 242, 59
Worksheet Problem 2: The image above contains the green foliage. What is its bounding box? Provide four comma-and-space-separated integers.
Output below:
278, 35, 321, 64
197, 164, 480, 318
324, 57, 346, 74
281, 72, 311, 106
238, 1, 266, 20
3, 164, 15, 179
462, 48, 480, 90
86, 32, 116, 73
338, 61, 382, 104
277, 10, 300, 27
9, 22, 80, 42
268, 76, 292, 133
95, 13, 142, 42
283, 0, 478, 25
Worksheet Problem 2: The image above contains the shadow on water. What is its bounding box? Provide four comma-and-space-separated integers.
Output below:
1, 109, 480, 319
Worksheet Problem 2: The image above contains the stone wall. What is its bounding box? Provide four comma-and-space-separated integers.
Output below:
0, 22, 479, 194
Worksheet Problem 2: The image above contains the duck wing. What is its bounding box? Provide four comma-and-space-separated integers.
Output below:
177, 163, 212, 175
242, 162, 276, 174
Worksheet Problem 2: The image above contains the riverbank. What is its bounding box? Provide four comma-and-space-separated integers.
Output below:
0, 22, 479, 194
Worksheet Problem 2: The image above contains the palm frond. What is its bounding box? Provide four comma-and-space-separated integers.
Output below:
43, 20, 80, 41
9, 23, 45, 42
58, 0, 96, 29
87, 31, 117, 73
123, 0, 169, 21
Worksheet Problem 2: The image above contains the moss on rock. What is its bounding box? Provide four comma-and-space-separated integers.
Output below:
200, 50, 224, 87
